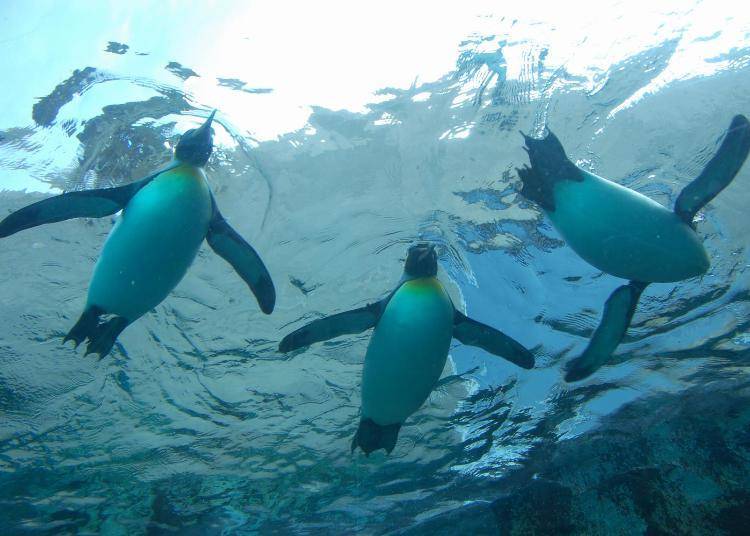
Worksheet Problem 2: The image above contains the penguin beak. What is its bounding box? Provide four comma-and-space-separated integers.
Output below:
174, 110, 217, 166
196, 110, 216, 138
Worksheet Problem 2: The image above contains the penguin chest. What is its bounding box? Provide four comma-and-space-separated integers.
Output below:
548, 171, 710, 283
87, 165, 213, 320
361, 278, 455, 426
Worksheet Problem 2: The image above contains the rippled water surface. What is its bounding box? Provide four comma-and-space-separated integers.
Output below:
1, 1, 749, 534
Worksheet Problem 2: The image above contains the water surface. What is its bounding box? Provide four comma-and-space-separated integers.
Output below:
1, 1, 749, 533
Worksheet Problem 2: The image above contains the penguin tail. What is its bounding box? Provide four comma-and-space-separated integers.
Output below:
516, 128, 583, 212
351, 418, 401, 456
64, 306, 130, 359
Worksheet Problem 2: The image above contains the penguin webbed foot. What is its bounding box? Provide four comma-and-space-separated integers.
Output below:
65, 306, 129, 359
351, 418, 401, 456
64, 307, 101, 348
516, 128, 582, 212
516, 164, 556, 212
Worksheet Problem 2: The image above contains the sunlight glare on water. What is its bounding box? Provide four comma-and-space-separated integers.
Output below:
1, 0, 749, 533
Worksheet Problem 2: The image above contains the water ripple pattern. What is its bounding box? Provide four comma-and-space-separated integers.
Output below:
0, 1, 749, 533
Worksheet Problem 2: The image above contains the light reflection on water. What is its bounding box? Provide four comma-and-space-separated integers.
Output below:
0, 0, 749, 533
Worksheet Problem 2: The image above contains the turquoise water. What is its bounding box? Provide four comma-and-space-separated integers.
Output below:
1, 1, 749, 533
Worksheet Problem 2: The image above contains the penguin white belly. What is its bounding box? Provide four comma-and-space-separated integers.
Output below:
361, 278, 454, 426
549, 170, 709, 282
86, 165, 212, 320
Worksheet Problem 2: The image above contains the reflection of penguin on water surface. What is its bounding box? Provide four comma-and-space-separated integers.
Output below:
279, 243, 535, 455
517, 115, 750, 381
0, 111, 276, 357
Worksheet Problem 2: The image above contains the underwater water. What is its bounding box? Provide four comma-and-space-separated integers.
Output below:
1, 0, 750, 533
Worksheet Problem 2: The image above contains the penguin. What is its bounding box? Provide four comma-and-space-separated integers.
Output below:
0, 111, 275, 357
516, 115, 750, 382
278, 243, 535, 455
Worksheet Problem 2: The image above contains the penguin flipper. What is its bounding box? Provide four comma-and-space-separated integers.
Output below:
278, 300, 385, 353
0, 167, 171, 239
564, 281, 648, 382
206, 197, 276, 314
452, 311, 535, 369
674, 115, 750, 225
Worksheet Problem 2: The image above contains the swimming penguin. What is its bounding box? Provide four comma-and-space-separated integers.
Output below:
278, 243, 535, 455
517, 115, 750, 382
0, 111, 275, 357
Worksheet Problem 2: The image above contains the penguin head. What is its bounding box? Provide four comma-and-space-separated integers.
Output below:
175, 110, 216, 166
404, 243, 438, 278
